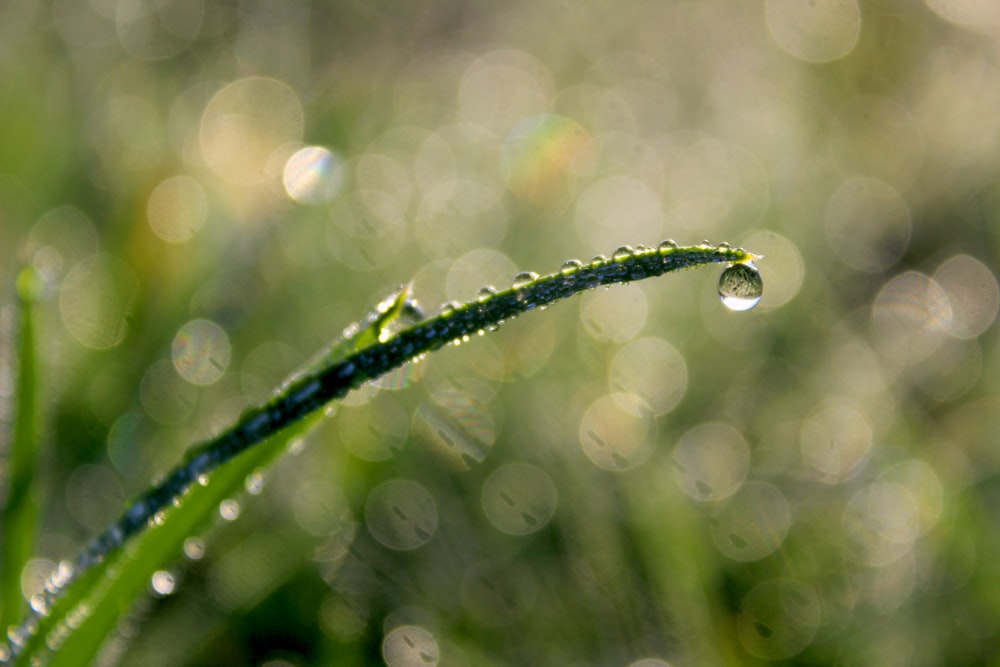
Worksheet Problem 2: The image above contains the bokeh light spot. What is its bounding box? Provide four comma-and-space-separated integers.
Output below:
672, 422, 749, 502
710, 482, 790, 561
609, 337, 687, 415
481, 463, 558, 536
171, 318, 230, 385
871, 271, 952, 371
933, 254, 999, 339
844, 482, 921, 566
800, 399, 873, 484
59, 253, 139, 350
365, 480, 438, 551
199, 77, 304, 185
147, 175, 208, 243
283, 145, 344, 204
382, 625, 439, 667
765, 0, 861, 63
579, 393, 654, 471
500, 114, 595, 207
738, 579, 821, 659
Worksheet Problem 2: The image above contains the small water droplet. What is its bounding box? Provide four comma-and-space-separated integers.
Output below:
439, 301, 460, 316
478, 285, 498, 301
716, 241, 732, 250
197, 473, 210, 486
150, 570, 176, 596
659, 239, 678, 251
560, 259, 583, 274
718, 263, 763, 311
512, 271, 538, 289
29, 594, 50, 616
590, 254, 608, 267
183, 537, 205, 560
219, 499, 241, 521
245, 471, 265, 495
612, 245, 635, 262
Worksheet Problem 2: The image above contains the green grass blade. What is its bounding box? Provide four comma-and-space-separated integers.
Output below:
40, 413, 322, 667
1, 269, 44, 634
6, 242, 758, 666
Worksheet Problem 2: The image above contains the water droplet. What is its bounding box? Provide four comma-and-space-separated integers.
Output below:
512, 271, 538, 289
612, 245, 635, 262
590, 254, 608, 267
183, 537, 206, 560
218, 499, 241, 521
478, 285, 498, 301
659, 239, 678, 251
29, 594, 50, 616
719, 263, 763, 312
440, 301, 460, 316
560, 259, 583, 274
716, 241, 732, 250
245, 471, 265, 495
150, 570, 176, 596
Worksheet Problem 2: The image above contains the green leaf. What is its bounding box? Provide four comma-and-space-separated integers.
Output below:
1, 268, 44, 634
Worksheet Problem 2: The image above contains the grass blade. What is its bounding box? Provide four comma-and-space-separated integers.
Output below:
5, 243, 758, 666
1, 269, 44, 636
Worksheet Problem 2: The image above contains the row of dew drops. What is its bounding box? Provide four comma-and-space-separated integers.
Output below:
441, 240, 763, 328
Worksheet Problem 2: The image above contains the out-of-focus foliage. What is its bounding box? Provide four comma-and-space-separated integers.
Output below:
2, 0, 1000, 665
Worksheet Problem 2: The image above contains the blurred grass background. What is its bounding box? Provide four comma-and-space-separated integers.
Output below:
3, 0, 1000, 665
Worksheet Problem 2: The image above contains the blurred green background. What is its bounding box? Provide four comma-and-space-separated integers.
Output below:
3, 0, 1000, 665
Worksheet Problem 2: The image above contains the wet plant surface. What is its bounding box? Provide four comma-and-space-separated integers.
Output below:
3, 2, 1000, 666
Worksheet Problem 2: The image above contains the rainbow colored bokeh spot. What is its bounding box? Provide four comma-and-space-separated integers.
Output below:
500, 114, 596, 207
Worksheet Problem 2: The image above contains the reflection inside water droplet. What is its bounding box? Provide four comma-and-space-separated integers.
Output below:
719, 263, 764, 311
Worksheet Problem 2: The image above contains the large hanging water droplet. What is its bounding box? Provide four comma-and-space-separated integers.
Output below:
718, 263, 763, 311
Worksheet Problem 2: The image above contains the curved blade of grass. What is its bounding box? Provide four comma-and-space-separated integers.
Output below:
1, 269, 44, 634
6, 242, 758, 666
9, 285, 418, 667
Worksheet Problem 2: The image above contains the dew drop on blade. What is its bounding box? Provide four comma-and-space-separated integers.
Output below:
511, 271, 539, 289
718, 263, 763, 311
612, 245, 635, 261
560, 259, 583, 274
